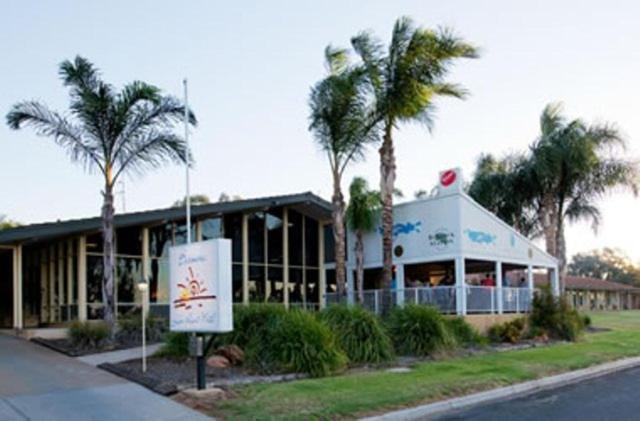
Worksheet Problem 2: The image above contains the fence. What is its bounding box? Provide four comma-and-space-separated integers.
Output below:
325, 286, 535, 315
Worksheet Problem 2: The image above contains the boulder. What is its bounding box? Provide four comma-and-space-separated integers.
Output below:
215, 344, 244, 366
179, 387, 225, 407
206, 355, 230, 368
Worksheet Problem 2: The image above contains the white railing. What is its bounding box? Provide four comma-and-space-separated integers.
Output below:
325, 286, 535, 315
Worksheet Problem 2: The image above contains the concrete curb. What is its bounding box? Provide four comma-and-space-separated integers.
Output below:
361, 356, 640, 421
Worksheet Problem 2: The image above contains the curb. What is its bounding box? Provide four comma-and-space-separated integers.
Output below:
361, 356, 640, 421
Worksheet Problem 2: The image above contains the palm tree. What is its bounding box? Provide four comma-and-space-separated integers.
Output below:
351, 17, 478, 311
7, 56, 196, 333
309, 47, 377, 297
530, 103, 638, 291
346, 177, 380, 303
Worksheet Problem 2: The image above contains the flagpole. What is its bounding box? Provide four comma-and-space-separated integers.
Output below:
183, 78, 191, 245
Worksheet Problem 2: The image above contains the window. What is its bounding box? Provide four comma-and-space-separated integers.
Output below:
248, 212, 265, 264
201, 217, 222, 240
267, 208, 283, 265
224, 213, 243, 263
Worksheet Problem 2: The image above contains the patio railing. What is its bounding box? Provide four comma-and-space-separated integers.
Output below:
325, 286, 535, 315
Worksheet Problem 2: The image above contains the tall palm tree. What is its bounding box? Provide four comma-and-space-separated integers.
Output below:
346, 177, 380, 303
309, 47, 377, 297
7, 56, 196, 332
530, 103, 638, 291
351, 17, 478, 311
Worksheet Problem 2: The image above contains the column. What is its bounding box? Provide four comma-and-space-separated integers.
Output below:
551, 267, 560, 296
77, 236, 87, 321
346, 268, 354, 305
455, 257, 466, 315
282, 208, 290, 308
527, 264, 534, 312
40, 249, 48, 323
57, 242, 64, 321
242, 214, 249, 305
142, 228, 150, 306
66, 240, 73, 321
395, 264, 405, 306
318, 223, 326, 309
12, 245, 23, 329
495, 261, 503, 314
48, 245, 55, 323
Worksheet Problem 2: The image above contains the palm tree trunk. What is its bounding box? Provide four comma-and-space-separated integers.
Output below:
332, 172, 347, 300
355, 230, 365, 304
379, 123, 395, 314
554, 203, 567, 293
540, 194, 557, 257
101, 180, 116, 336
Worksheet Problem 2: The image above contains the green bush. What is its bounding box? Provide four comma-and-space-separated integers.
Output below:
445, 317, 484, 347
69, 321, 110, 348
530, 287, 585, 341
487, 317, 526, 343
117, 314, 168, 344
320, 305, 394, 365
582, 314, 592, 328
155, 332, 190, 358
386, 305, 454, 356
216, 304, 346, 377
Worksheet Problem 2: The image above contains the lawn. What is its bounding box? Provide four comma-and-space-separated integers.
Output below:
213, 311, 640, 420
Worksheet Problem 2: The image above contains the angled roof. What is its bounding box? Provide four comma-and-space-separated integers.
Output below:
0, 192, 332, 245
534, 274, 640, 292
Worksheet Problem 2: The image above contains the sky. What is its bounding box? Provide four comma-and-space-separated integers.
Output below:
0, 0, 638, 262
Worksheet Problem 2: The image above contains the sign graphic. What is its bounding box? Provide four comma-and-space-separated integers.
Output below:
169, 239, 233, 333
440, 169, 457, 187
464, 229, 496, 245
378, 221, 422, 238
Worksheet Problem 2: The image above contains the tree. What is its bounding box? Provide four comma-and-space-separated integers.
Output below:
346, 177, 380, 303
7, 56, 195, 333
0, 215, 20, 231
468, 153, 540, 237
569, 248, 640, 286
309, 46, 377, 297
351, 17, 478, 310
530, 103, 638, 291
172, 194, 210, 207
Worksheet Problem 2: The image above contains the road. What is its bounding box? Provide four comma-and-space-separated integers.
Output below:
0, 334, 209, 420
439, 366, 640, 421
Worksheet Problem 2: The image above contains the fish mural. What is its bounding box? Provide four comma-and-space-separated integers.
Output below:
428, 228, 455, 250
379, 221, 422, 238
464, 229, 496, 245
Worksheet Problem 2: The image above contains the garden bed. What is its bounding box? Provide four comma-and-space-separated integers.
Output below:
31, 336, 159, 357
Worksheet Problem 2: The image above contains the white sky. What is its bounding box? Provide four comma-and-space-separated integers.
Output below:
0, 0, 638, 262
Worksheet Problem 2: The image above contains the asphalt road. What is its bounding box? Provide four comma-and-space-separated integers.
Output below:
0, 334, 209, 421
438, 366, 640, 421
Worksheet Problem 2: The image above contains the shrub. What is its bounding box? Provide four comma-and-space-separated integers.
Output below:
320, 305, 394, 365
155, 332, 190, 358
445, 317, 484, 347
386, 305, 454, 356
216, 304, 346, 377
268, 310, 347, 377
582, 315, 592, 328
116, 314, 168, 344
69, 321, 109, 348
530, 287, 585, 341
487, 317, 526, 343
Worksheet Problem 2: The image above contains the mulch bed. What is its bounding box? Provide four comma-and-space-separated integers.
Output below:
100, 356, 305, 396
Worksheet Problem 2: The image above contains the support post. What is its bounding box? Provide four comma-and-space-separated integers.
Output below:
77, 236, 87, 321
48, 245, 55, 323
346, 267, 355, 305
40, 249, 48, 323
551, 267, 560, 296
496, 261, 503, 314
67, 240, 73, 321
57, 242, 64, 321
455, 257, 466, 315
13, 245, 23, 330
396, 264, 405, 306
318, 223, 326, 309
282, 208, 289, 308
242, 214, 249, 305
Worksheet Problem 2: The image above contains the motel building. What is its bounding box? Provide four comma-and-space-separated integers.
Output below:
0, 169, 559, 335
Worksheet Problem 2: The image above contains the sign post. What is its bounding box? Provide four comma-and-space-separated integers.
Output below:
169, 239, 233, 390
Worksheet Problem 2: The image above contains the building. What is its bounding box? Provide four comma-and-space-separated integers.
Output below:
0, 168, 560, 333
535, 274, 640, 311
0, 192, 334, 330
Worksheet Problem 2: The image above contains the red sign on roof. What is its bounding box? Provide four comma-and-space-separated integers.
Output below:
440, 169, 457, 187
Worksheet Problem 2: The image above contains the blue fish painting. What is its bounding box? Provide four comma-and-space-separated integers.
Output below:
465, 229, 496, 245
378, 221, 422, 238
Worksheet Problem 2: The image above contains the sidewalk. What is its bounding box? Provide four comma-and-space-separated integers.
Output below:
77, 343, 163, 366
362, 356, 640, 421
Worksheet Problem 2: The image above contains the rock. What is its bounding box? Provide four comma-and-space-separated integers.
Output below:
215, 344, 244, 366
206, 355, 230, 368
179, 387, 225, 407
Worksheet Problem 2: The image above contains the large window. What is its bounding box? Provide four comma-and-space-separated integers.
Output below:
288, 209, 321, 308
223, 213, 244, 302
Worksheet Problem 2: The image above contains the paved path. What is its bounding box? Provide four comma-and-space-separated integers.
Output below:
0, 334, 210, 420
77, 343, 163, 366
439, 366, 640, 421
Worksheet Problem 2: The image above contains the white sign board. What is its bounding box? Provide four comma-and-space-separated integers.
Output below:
169, 239, 233, 333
